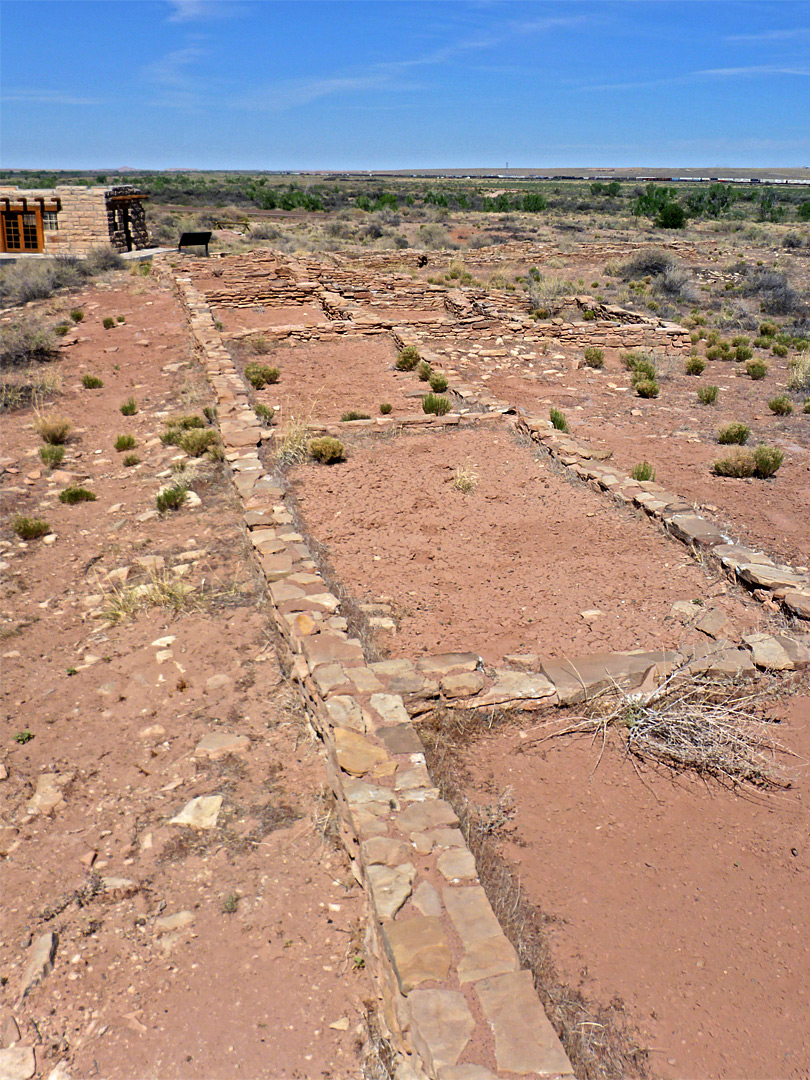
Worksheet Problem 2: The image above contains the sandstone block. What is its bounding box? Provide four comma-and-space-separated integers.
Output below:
384, 916, 452, 993
409, 989, 475, 1073
476, 969, 573, 1076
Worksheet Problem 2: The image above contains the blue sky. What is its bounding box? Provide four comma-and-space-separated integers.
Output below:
1, 0, 808, 169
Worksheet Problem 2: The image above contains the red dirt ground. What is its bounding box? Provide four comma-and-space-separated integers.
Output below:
0, 271, 370, 1079
436, 337, 810, 568
232, 334, 426, 424
289, 424, 761, 665
458, 690, 810, 1080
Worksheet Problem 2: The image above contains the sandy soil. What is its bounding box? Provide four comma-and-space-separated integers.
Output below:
0, 272, 370, 1079
289, 424, 760, 664
232, 334, 423, 424
456, 690, 810, 1080
213, 302, 329, 331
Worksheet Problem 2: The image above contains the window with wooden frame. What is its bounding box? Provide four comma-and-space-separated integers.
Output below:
0, 197, 61, 253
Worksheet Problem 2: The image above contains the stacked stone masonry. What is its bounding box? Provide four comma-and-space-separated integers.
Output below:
169, 267, 578, 1080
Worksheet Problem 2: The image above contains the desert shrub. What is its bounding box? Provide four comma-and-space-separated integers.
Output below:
772, 341, 789, 358
172, 414, 205, 429
244, 363, 280, 389
753, 444, 784, 477
746, 360, 768, 380
340, 410, 371, 422
395, 346, 420, 371
752, 336, 771, 349
549, 407, 569, 432
713, 449, 756, 477
745, 269, 804, 316
655, 202, 686, 229
308, 436, 345, 464
179, 429, 221, 457
583, 346, 604, 369
123, 454, 140, 467
759, 321, 778, 337
254, 402, 275, 423
11, 515, 50, 539
618, 249, 674, 280
54, 324, 71, 337
156, 485, 188, 512
116, 315, 125, 324
718, 422, 750, 445
35, 414, 71, 444
731, 335, 749, 348
114, 434, 137, 451
0, 320, 59, 368
422, 393, 451, 415
82, 374, 103, 389
697, 385, 719, 405
734, 344, 753, 362
635, 378, 661, 398
786, 355, 810, 392
84, 245, 125, 273
120, 397, 137, 415
102, 317, 116, 330
70, 308, 84, 323
160, 426, 182, 446
39, 443, 64, 467
379, 402, 393, 415
429, 372, 449, 392
245, 334, 270, 355
804, 399, 810, 413
685, 356, 705, 376
59, 485, 96, 504
416, 360, 432, 381
630, 461, 656, 481
767, 395, 793, 416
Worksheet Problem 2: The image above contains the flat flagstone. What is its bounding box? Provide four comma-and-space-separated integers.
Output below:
467, 670, 557, 708
540, 650, 678, 704
362, 837, 413, 867
437, 1067, 499, 1080
369, 693, 412, 726
334, 727, 389, 776
744, 634, 794, 671
384, 916, 452, 993
443, 887, 504, 949
193, 732, 250, 759
784, 591, 810, 619
0, 1047, 36, 1080
437, 848, 477, 881
170, 795, 222, 829
441, 671, 486, 698
476, 970, 573, 1076
412, 880, 442, 917
396, 799, 459, 834
737, 563, 808, 591
457, 933, 520, 984
376, 723, 425, 755
408, 989, 476, 1072
325, 695, 366, 732
367, 863, 416, 918
304, 633, 366, 668
667, 514, 728, 548
415, 652, 480, 675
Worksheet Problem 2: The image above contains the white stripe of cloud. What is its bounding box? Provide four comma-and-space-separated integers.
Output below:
2, 90, 104, 105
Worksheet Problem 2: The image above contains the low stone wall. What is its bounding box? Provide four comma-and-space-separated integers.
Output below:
170, 268, 578, 1080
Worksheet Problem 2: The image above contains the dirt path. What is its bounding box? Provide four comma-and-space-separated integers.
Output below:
0, 271, 370, 1079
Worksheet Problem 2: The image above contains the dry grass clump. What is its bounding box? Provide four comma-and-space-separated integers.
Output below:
452, 462, 479, 493
275, 413, 312, 466
35, 413, 72, 444
1, 366, 62, 411
560, 681, 793, 790
395, 345, 420, 371
101, 568, 201, 624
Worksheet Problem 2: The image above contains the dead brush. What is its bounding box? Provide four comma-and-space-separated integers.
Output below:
452, 461, 479, 493
100, 567, 201, 624
274, 412, 313, 467
536, 680, 795, 790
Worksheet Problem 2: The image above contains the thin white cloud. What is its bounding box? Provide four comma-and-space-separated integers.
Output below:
725, 27, 810, 42
167, 0, 244, 22
233, 11, 588, 112
1, 89, 104, 106
143, 46, 206, 88
587, 64, 810, 92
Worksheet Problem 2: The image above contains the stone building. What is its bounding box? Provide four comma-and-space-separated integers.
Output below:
0, 185, 150, 256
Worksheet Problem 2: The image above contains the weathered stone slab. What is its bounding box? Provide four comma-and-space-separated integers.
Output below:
415, 653, 480, 675
540, 651, 678, 704
367, 863, 416, 918
25, 773, 70, 817
684, 646, 755, 678
377, 724, 425, 756
325, 695, 366, 732
476, 970, 573, 1076
312, 663, 352, 696
384, 916, 452, 993
668, 514, 727, 549
0, 1047, 36, 1080
441, 672, 486, 699
193, 732, 250, 759
744, 634, 794, 671
784, 591, 810, 619
362, 837, 413, 867
695, 607, 735, 640
170, 795, 222, 829
303, 633, 365, 669
437, 1067, 498, 1080
437, 848, 477, 881
369, 694, 412, 727
19, 932, 57, 1000
394, 763, 432, 790
443, 886, 503, 949
409, 989, 475, 1073
464, 670, 556, 709
334, 728, 389, 776
774, 634, 810, 667
412, 880, 442, 917
397, 799, 459, 834
458, 933, 519, 984
737, 563, 807, 591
